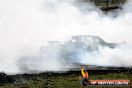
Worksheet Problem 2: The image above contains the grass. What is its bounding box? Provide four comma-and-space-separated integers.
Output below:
82, 0, 127, 8
0, 70, 132, 88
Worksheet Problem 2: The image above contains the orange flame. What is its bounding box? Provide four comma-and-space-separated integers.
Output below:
81, 67, 88, 78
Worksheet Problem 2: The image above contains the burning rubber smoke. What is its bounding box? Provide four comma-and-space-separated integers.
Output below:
0, 0, 132, 74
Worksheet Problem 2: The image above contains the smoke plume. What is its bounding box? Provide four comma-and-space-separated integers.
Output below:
0, 0, 132, 74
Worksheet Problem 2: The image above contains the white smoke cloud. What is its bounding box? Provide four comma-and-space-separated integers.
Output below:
0, 0, 132, 74
80, 45, 132, 67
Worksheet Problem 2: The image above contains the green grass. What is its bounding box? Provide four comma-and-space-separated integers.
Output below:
0, 70, 132, 88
